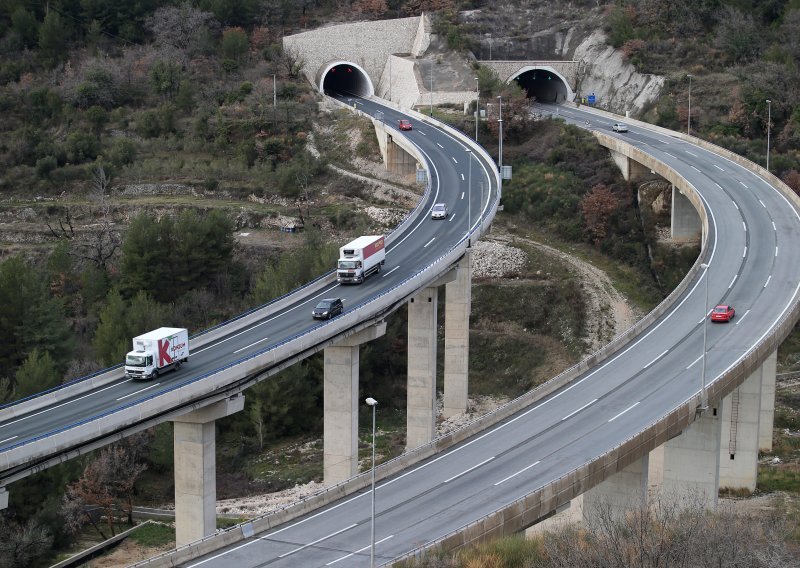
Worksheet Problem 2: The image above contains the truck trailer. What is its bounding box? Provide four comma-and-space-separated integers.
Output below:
337, 235, 385, 284
124, 327, 189, 380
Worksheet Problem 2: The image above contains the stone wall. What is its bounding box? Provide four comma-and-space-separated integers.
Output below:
283, 16, 425, 92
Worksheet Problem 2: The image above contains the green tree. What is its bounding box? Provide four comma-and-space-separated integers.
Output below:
38, 11, 67, 67
149, 60, 182, 100
15, 349, 60, 399
10, 7, 38, 49
221, 27, 249, 62
175, 79, 196, 112
92, 289, 130, 365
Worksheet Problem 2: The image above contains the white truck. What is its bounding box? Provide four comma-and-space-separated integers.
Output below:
124, 327, 189, 380
337, 235, 386, 284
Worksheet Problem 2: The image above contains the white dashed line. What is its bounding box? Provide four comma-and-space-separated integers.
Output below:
714, 164, 724, 171
461, 173, 464, 181
733, 201, 739, 210
609, 402, 640, 422
691, 165, 701, 172
494, 461, 541, 486
736, 310, 750, 325
117, 383, 162, 401
0, 436, 18, 444
562, 398, 598, 421
382, 266, 399, 277
765, 275, 772, 288
740, 181, 748, 188
686, 150, 698, 157
742, 221, 747, 232
423, 237, 435, 248
729, 274, 737, 289
460, 191, 465, 199
451, 157, 458, 164
743, 247, 747, 258
773, 222, 777, 231
436, 142, 443, 148
326, 536, 395, 565
759, 199, 766, 208
686, 355, 703, 370
715, 183, 723, 190
664, 152, 677, 159
234, 336, 270, 354
644, 350, 669, 369
444, 457, 495, 483
775, 247, 779, 257
279, 525, 357, 558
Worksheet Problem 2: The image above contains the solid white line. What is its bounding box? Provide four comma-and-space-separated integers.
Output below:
609, 402, 640, 422
423, 237, 435, 248
278, 524, 358, 558
443, 457, 495, 483
451, 156, 458, 164
740, 181, 748, 188
759, 199, 766, 208
561, 398, 598, 421
686, 354, 703, 369
644, 350, 668, 369
691, 165, 701, 172
326, 536, 395, 565
714, 164, 724, 171
0, 436, 18, 444
729, 274, 737, 289
494, 461, 541, 486
2, 380, 130, 428
116, 383, 162, 401
736, 309, 750, 325
233, 336, 270, 354
743, 246, 747, 258
765, 275, 772, 288
382, 266, 399, 277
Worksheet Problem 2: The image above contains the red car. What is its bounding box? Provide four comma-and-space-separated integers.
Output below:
398, 119, 412, 131
710, 305, 735, 322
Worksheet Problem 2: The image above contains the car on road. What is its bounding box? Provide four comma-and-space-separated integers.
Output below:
312, 298, 344, 320
710, 304, 735, 322
398, 119, 412, 131
431, 203, 448, 220
612, 123, 628, 132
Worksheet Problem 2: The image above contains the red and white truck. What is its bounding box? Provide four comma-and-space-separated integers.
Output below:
124, 327, 189, 380
337, 235, 386, 284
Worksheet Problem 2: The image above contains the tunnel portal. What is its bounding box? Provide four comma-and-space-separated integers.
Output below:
512, 68, 569, 103
320, 62, 374, 98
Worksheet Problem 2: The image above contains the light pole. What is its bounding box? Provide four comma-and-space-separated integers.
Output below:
475, 77, 479, 142
687, 74, 692, 135
366, 397, 378, 568
766, 99, 772, 172
497, 95, 504, 195
430, 62, 433, 117
699, 263, 709, 410
466, 149, 473, 247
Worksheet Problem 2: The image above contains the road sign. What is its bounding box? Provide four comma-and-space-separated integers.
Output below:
588, 93, 596, 105
501, 165, 512, 180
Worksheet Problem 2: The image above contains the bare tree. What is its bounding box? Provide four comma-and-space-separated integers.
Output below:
279, 46, 305, 79
0, 517, 53, 568
145, 3, 216, 69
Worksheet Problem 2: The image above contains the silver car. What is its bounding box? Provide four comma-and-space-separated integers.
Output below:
612, 123, 628, 132
431, 203, 448, 220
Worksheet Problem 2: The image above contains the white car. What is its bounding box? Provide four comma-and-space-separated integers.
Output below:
431, 203, 448, 220
612, 123, 628, 132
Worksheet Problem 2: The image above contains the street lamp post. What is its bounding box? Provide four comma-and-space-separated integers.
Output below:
687, 74, 692, 135
430, 62, 433, 117
497, 95, 504, 196
475, 77, 479, 142
366, 397, 378, 568
766, 99, 772, 172
699, 263, 709, 410
466, 150, 473, 246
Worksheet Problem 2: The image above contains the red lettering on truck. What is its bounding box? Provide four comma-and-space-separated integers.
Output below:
158, 339, 174, 366
362, 237, 385, 259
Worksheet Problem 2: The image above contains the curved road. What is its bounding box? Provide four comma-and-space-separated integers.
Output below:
178, 99, 800, 567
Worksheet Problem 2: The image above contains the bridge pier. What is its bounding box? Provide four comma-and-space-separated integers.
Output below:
324, 323, 387, 486
759, 350, 777, 451
443, 251, 472, 418
719, 366, 763, 491
583, 454, 649, 522
173, 394, 244, 547
671, 184, 702, 242
407, 287, 438, 451
373, 121, 419, 175
0, 487, 7, 509
609, 149, 650, 182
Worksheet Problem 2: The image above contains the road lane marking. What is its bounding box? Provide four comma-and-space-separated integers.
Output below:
773, 222, 777, 231
382, 266, 399, 277
609, 402, 640, 422
686, 150, 698, 157
494, 461, 541, 486
461, 173, 464, 181
423, 237, 435, 248
0, 436, 18, 444
686, 355, 703, 369
715, 183, 723, 190
644, 350, 669, 369
116, 383, 162, 401
451, 157, 458, 164
234, 336, 270, 354
279, 524, 358, 558
714, 164, 724, 171
759, 199, 766, 208
691, 165, 701, 172
732, 201, 739, 210
729, 274, 737, 289
743, 246, 747, 258
436, 142, 443, 148
448, 213, 456, 222
326, 536, 395, 565
775, 246, 779, 257
460, 191, 465, 199
736, 310, 750, 325
664, 152, 677, 159
742, 221, 747, 232
562, 398, 598, 421
444, 457, 495, 483
1, 381, 129, 428
740, 181, 748, 188
765, 275, 772, 288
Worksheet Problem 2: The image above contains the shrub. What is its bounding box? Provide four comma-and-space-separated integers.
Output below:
35, 155, 58, 178
64, 131, 99, 163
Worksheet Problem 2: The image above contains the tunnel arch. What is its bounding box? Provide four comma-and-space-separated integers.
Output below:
508, 66, 573, 103
317, 61, 375, 98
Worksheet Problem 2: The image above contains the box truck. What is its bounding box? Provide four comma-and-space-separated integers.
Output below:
337, 235, 385, 284
124, 327, 189, 380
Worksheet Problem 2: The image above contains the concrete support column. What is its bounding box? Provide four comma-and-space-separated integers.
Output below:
662, 406, 721, 509
0, 487, 7, 509
759, 350, 777, 451
719, 368, 763, 491
609, 150, 650, 181
443, 251, 471, 418
173, 395, 244, 547
324, 324, 386, 486
407, 287, 438, 450
583, 454, 649, 522
671, 184, 702, 242
386, 135, 418, 175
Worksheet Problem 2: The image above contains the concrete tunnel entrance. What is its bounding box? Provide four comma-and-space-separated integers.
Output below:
320, 62, 374, 98
511, 67, 569, 103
